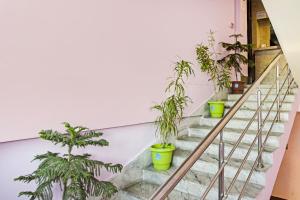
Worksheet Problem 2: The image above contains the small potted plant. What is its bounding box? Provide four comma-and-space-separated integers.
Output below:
219, 34, 249, 94
151, 60, 194, 171
196, 31, 231, 118
15, 122, 123, 200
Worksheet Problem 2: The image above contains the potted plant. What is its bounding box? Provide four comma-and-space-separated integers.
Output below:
196, 31, 231, 118
15, 122, 123, 200
151, 60, 194, 171
219, 34, 249, 94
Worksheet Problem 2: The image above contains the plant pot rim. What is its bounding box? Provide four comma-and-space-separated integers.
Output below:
231, 80, 244, 83
208, 101, 225, 104
150, 143, 176, 152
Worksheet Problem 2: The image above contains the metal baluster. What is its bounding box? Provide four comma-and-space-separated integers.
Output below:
276, 63, 281, 121
256, 89, 264, 169
218, 130, 225, 200
287, 68, 291, 94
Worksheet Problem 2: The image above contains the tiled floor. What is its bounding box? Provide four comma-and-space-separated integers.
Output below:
272, 112, 300, 199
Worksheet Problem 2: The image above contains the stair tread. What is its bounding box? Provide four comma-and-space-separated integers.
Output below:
121, 181, 199, 200
144, 166, 263, 198
189, 125, 283, 136
174, 149, 271, 173
228, 93, 295, 96
177, 135, 277, 152
222, 108, 290, 122
245, 83, 298, 88
199, 117, 285, 133
202, 116, 285, 123
226, 99, 293, 104
224, 107, 290, 113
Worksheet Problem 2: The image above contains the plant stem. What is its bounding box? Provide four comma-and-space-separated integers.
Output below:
62, 181, 67, 200
68, 145, 72, 162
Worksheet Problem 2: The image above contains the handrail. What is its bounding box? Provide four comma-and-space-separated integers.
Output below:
150, 51, 283, 200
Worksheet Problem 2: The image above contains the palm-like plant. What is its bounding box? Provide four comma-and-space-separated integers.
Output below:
152, 60, 194, 146
219, 34, 249, 81
15, 122, 123, 200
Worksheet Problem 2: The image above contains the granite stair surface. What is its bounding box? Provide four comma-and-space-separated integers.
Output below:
112, 83, 298, 200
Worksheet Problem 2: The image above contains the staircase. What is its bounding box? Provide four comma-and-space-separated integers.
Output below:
110, 54, 299, 200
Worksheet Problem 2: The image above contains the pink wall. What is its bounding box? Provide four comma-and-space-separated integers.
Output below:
235, 0, 248, 76
0, 0, 246, 199
0, 0, 239, 142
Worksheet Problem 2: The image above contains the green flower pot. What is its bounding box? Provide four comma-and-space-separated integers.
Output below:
150, 144, 176, 171
208, 101, 225, 118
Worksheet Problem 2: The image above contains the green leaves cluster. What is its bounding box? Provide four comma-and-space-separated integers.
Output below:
15, 122, 123, 200
219, 34, 249, 81
152, 60, 194, 146
196, 31, 231, 92
152, 32, 250, 146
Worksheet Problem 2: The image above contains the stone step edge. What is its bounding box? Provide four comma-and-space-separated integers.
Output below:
173, 149, 271, 174
176, 135, 278, 153
142, 167, 262, 199
189, 124, 284, 136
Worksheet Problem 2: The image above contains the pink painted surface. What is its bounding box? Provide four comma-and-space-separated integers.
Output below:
256, 89, 300, 200
234, 0, 248, 76
0, 0, 240, 142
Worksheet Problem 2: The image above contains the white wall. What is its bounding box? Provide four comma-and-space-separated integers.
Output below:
0, 0, 237, 142
262, 0, 300, 85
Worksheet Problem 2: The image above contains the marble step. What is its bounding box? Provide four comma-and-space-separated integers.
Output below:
114, 181, 199, 200
143, 166, 262, 200
199, 117, 285, 134
189, 126, 281, 147
245, 84, 295, 89
245, 82, 297, 88
243, 87, 297, 95
225, 100, 292, 111
227, 93, 295, 102
173, 149, 270, 186
224, 108, 290, 121
175, 135, 275, 164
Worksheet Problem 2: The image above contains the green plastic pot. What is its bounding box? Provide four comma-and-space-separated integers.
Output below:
208, 101, 225, 118
150, 144, 176, 171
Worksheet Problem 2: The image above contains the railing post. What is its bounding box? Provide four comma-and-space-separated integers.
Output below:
287, 68, 291, 94
218, 130, 224, 200
276, 63, 281, 122
256, 89, 264, 169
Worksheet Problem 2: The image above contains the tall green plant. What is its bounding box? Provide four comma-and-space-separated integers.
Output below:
196, 31, 231, 92
15, 122, 123, 200
219, 34, 249, 81
152, 60, 194, 146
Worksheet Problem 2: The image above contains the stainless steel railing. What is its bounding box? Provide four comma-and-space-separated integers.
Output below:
150, 51, 295, 199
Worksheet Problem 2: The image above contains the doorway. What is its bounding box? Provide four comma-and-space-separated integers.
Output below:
247, 0, 280, 83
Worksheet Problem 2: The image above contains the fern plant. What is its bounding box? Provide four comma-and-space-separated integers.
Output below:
196, 31, 231, 92
152, 60, 194, 146
14, 122, 123, 200
218, 33, 249, 81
